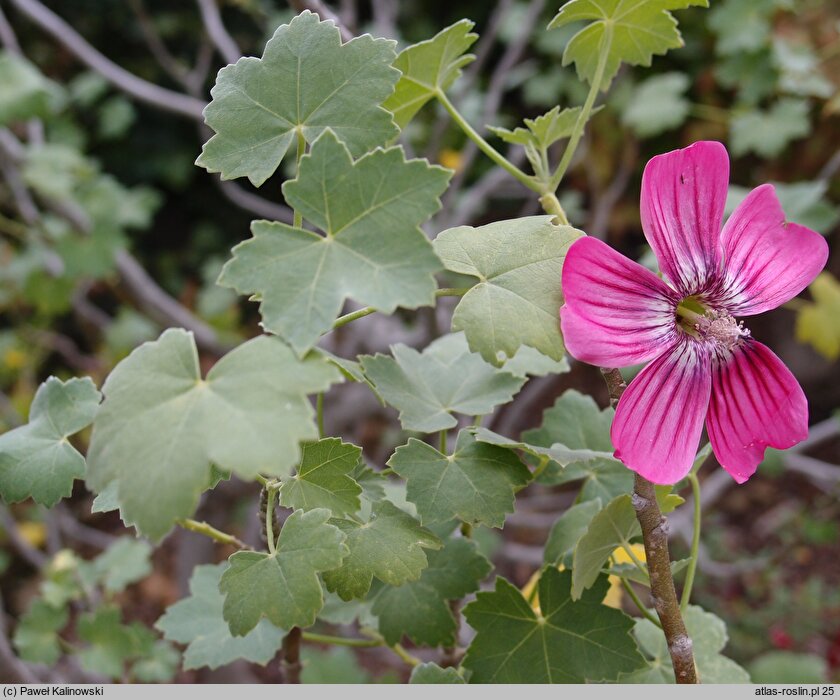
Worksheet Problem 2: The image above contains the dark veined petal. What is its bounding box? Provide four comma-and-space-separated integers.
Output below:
612, 338, 712, 485
640, 141, 728, 296
706, 340, 808, 484
715, 184, 828, 316
560, 237, 679, 367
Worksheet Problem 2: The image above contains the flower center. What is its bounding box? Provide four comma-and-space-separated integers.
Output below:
675, 299, 750, 350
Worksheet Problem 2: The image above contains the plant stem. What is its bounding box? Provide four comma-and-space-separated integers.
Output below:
439, 429, 447, 454
316, 393, 325, 438
619, 577, 662, 629
293, 128, 305, 228
538, 192, 569, 226
391, 642, 421, 667
435, 90, 537, 192
681, 472, 702, 611
330, 288, 470, 330
599, 366, 697, 683
633, 473, 698, 683
301, 632, 381, 648
176, 518, 252, 550
281, 626, 302, 684
265, 486, 278, 555
549, 25, 612, 192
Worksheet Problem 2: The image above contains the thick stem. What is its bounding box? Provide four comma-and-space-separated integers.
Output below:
301, 632, 380, 648
293, 129, 306, 228
681, 472, 702, 610
281, 627, 302, 684
176, 518, 252, 550
330, 288, 469, 331
316, 393, 325, 438
600, 367, 698, 683
265, 486, 278, 555
633, 474, 698, 683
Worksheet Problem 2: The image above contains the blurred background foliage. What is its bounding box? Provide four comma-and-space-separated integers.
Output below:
0, 0, 838, 684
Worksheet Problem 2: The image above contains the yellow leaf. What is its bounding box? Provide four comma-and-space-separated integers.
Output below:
796, 272, 840, 360
17, 521, 46, 548
438, 148, 462, 172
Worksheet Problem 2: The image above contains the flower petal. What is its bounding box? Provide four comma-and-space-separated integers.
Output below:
640, 141, 728, 295
715, 184, 829, 316
560, 237, 679, 367
706, 340, 808, 484
611, 339, 711, 485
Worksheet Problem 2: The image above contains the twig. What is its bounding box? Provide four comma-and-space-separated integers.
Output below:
128, 0, 194, 91
176, 518, 252, 550
281, 627, 303, 684
196, 0, 242, 65
0, 594, 40, 684
8, 0, 205, 120
0, 506, 47, 569
288, 0, 353, 42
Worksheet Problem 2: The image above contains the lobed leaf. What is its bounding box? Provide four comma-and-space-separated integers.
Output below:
434, 216, 581, 365
86, 329, 340, 540
197, 11, 399, 186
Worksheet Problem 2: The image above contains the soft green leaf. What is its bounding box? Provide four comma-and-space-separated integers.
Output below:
549, 0, 709, 89
796, 273, 840, 360
0, 377, 100, 507
301, 647, 371, 684
221, 508, 346, 635
501, 345, 570, 378
727, 181, 839, 235
219, 130, 448, 355
130, 641, 180, 683
572, 494, 639, 599
434, 216, 581, 364
471, 427, 614, 469
463, 569, 645, 682
372, 536, 491, 646
709, 0, 790, 56
622, 73, 690, 137
622, 605, 750, 683
715, 50, 778, 106
410, 662, 466, 684
156, 563, 284, 670
323, 500, 441, 600
489, 105, 587, 149
730, 98, 810, 158
544, 499, 602, 565
388, 431, 531, 527
773, 39, 833, 99
13, 600, 68, 665
0, 51, 62, 125
382, 20, 477, 128
76, 606, 147, 679
197, 11, 399, 186
279, 438, 362, 516
87, 329, 339, 540
89, 538, 152, 593
749, 651, 827, 684
361, 333, 525, 433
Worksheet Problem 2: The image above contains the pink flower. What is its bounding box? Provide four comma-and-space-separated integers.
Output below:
560, 141, 828, 485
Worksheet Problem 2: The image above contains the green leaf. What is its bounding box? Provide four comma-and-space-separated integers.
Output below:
0, 377, 100, 507
279, 438, 363, 516
323, 500, 441, 600
622, 605, 750, 683
410, 662, 466, 684
197, 11, 399, 186
301, 647, 371, 684
709, 0, 790, 56
796, 273, 840, 361
471, 427, 614, 469
727, 181, 839, 238
544, 499, 602, 565
220, 508, 347, 635
131, 641, 180, 683
730, 98, 810, 158
501, 346, 570, 378
382, 20, 478, 128
156, 563, 284, 670
76, 606, 148, 679
89, 538, 153, 593
489, 106, 587, 150
372, 536, 491, 646
749, 651, 827, 684
388, 431, 531, 527
361, 333, 525, 433
434, 216, 581, 365
571, 494, 639, 599
219, 130, 448, 355
522, 390, 631, 500
622, 73, 690, 137
0, 51, 62, 125
87, 329, 339, 540
463, 568, 645, 682
13, 600, 68, 665
549, 0, 709, 89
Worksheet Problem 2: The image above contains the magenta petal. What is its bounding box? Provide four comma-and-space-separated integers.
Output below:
640, 141, 728, 295
560, 237, 679, 367
716, 184, 829, 316
611, 339, 712, 485
706, 340, 808, 484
